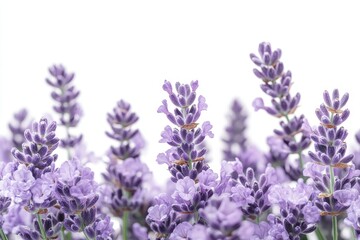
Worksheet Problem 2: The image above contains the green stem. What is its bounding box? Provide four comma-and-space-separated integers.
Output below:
329, 166, 338, 240
122, 210, 129, 240
284, 113, 305, 174
194, 211, 199, 223
352, 228, 357, 240
332, 215, 338, 240
37, 214, 47, 240
82, 231, 91, 240
300, 235, 308, 240
0, 228, 8, 240
315, 227, 325, 240
65, 125, 72, 160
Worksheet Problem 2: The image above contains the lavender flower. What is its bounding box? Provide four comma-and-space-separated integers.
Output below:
55, 158, 113, 239
46, 64, 83, 154
0, 197, 11, 227
223, 99, 248, 161
146, 194, 179, 239
267, 181, 319, 239
199, 196, 243, 239
103, 99, 150, 239
157, 80, 214, 183
222, 99, 267, 173
8, 109, 29, 150
151, 80, 215, 237
307, 89, 358, 240
10, 118, 59, 208
251, 42, 311, 178
216, 159, 277, 220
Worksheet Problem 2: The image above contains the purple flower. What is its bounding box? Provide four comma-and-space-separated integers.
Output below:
46, 64, 83, 151
132, 222, 148, 240
10, 164, 35, 204
84, 215, 114, 240
197, 169, 218, 189
302, 203, 320, 224
173, 177, 197, 202
0, 137, 12, 164
267, 181, 318, 238
230, 184, 255, 207
146, 203, 178, 235
333, 189, 358, 207
157, 80, 213, 182
8, 108, 30, 150
200, 196, 242, 239
251, 42, 311, 178
1, 204, 32, 234
268, 181, 314, 208
11, 118, 59, 179
345, 197, 360, 237
169, 222, 192, 240
188, 224, 208, 239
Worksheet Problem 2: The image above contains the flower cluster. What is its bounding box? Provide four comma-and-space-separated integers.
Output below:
2, 42, 360, 240
102, 99, 151, 239
46, 64, 83, 154
251, 42, 311, 180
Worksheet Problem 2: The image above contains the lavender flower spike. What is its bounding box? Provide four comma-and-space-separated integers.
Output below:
149, 80, 215, 238
309, 89, 353, 167
250, 42, 311, 177
8, 108, 29, 150
103, 99, 150, 240
308, 89, 357, 240
46, 64, 83, 155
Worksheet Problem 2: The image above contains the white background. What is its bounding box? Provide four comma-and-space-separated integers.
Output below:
1, 1, 360, 184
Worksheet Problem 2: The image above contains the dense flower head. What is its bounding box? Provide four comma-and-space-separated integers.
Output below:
158, 80, 213, 183
146, 202, 179, 236
55, 158, 98, 214
199, 196, 243, 239
216, 159, 278, 219
309, 89, 353, 166
101, 99, 151, 239
46, 64, 83, 149
106, 100, 143, 161
11, 118, 59, 178
250, 42, 311, 183
267, 181, 319, 239
250, 42, 300, 118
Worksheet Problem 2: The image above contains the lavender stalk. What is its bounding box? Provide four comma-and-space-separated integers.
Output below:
251, 42, 311, 179
46, 64, 83, 159
306, 89, 357, 240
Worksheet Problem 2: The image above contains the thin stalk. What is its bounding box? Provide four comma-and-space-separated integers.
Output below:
122, 210, 129, 240
352, 228, 357, 240
61, 227, 72, 240
0, 228, 8, 240
194, 211, 199, 223
37, 214, 47, 240
332, 216, 338, 240
284, 113, 304, 173
315, 227, 325, 240
329, 166, 338, 240
82, 231, 91, 240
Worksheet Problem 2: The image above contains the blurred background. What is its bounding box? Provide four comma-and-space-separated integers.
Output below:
1, 0, 360, 184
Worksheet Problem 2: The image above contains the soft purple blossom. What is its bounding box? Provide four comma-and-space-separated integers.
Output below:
169, 222, 192, 240
173, 177, 197, 202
